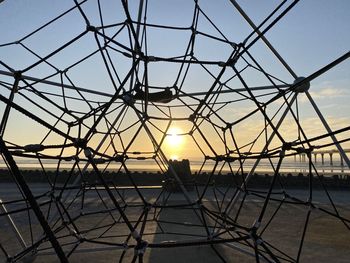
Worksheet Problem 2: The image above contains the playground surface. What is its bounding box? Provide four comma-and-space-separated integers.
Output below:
0, 184, 350, 262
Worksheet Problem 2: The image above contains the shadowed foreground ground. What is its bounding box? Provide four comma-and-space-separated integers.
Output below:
0, 185, 349, 262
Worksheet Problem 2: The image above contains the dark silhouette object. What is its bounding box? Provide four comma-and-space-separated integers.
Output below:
133, 83, 173, 103
165, 159, 194, 192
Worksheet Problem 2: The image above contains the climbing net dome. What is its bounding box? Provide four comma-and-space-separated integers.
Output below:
0, 1, 349, 262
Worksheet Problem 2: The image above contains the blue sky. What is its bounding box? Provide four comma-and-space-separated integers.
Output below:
0, 0, 349, 160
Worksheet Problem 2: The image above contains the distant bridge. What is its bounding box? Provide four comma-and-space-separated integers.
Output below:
295, 149, 350, 166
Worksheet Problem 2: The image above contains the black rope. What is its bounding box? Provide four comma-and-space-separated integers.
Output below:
0, 1, 348, 263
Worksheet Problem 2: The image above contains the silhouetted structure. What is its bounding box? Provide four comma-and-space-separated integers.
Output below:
0, 1, 349, 262
165, 159, 194, 192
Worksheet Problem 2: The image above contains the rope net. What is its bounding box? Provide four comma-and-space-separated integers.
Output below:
0, 1, 349, 262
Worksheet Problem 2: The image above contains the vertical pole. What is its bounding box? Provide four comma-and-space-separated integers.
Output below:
0, 73, 20, 136
0, 137, 68, 262
128, 0, 144, 91
321, 153, 324, 165
340, 154, 344, 166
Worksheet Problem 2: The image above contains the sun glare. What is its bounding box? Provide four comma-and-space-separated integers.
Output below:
166, 127, 184, 148
170, 155, 179, 160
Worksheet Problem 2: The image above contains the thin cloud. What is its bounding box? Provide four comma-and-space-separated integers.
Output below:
309, 87, 346, 98
299, 86, 348, 103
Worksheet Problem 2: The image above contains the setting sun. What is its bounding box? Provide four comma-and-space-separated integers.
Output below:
166, 127, 184, 148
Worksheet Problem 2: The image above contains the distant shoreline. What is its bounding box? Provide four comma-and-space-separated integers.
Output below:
0, 169, 349, 190
1, 160, 348, 175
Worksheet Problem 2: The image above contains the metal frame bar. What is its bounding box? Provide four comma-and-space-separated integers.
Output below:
0, 137, 68, 263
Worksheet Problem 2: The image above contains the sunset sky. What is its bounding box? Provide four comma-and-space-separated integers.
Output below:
0, 0, 349, 163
